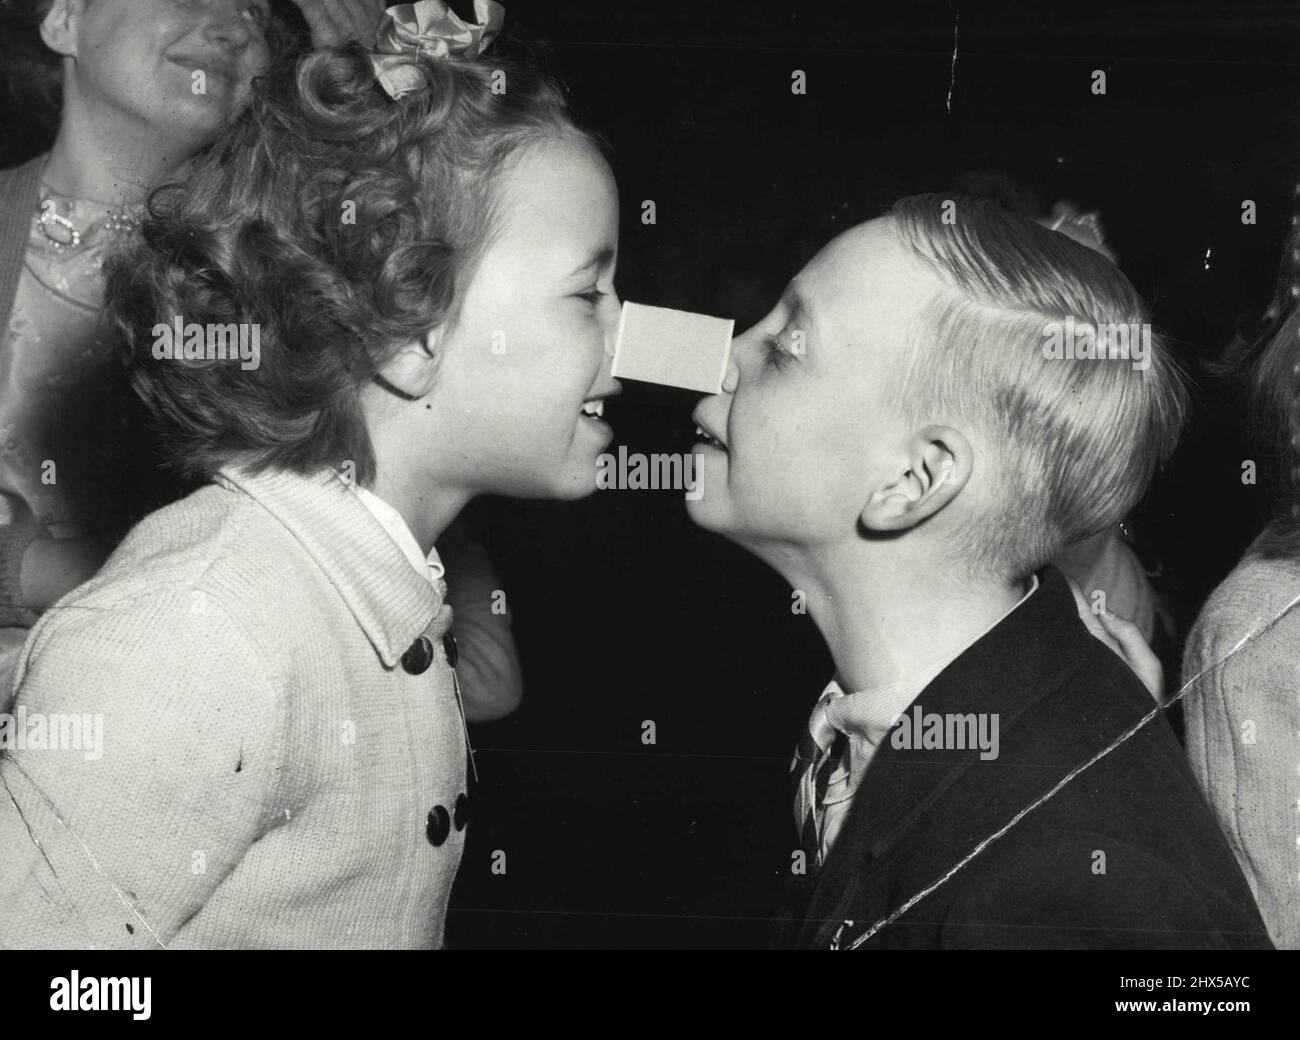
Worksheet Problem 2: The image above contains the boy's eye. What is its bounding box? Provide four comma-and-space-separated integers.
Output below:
764, 334, 793, 369
575, 288, 607, 306
243, 3, 270, 28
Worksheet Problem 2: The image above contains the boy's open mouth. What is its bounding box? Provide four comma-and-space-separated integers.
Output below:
694, 423, 727, 452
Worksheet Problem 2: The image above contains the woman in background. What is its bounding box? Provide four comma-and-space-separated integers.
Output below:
0, 0, 289, 686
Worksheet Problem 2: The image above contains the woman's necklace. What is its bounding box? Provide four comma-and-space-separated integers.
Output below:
36, 179, 140, 251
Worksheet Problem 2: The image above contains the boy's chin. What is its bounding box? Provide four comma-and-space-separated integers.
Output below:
685, 495, 805, 560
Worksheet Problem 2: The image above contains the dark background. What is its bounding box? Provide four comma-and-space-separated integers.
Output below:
5, 0, 1299, 948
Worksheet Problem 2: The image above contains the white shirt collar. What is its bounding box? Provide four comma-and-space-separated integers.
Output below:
351, 484, 446, 587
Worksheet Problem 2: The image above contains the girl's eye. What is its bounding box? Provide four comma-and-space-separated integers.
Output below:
575, 289, 607, 306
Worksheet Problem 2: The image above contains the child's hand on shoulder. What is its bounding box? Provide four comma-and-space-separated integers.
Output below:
1067, 575, 1164, 702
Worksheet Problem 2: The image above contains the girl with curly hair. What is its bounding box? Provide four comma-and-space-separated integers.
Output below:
0, 2, 620, 948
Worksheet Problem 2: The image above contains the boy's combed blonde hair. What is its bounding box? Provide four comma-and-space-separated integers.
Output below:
889, 194, 1187, 580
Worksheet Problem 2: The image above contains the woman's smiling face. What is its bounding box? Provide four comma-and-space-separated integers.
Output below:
48, 0, 273, 148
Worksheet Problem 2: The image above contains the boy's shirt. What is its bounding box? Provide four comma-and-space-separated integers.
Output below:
796, 576, 1039, 863
776, 566, 1273, 950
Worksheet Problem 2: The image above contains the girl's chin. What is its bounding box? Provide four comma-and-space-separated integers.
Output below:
527, 460, 604, 502
577, 412, 614, 447
684, 490, 727, 530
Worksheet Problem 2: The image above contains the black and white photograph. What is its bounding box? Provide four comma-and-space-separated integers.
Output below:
0, 0, 1294, 1010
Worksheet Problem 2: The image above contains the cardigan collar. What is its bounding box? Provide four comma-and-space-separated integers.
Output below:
352, 483, 447, 587
215, 464, 448, 669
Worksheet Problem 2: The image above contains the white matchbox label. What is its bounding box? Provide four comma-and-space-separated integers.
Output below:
611, 301, 734, 394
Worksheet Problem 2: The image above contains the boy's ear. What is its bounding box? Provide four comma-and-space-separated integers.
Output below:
375, 327, 442, 400
40, 0, 84, 59
860, 424, 972, 532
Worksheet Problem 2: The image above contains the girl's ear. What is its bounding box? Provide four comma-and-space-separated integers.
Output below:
40, 0, 84, 60
374, 327, 442, 400
860, 424, 972, 532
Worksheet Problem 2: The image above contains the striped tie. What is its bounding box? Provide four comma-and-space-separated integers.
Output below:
791, 696, 848, 870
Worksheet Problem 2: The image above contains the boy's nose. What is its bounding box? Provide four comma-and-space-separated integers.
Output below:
721, 354, 740, 393
602, 294, 623, 360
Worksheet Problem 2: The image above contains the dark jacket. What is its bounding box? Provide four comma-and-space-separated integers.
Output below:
775, 566, 1273, 949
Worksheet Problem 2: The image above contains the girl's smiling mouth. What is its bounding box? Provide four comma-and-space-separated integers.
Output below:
581, 387, 621, 427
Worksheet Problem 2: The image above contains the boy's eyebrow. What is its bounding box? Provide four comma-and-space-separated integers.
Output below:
782, 284, 818, 332
568, 246, 616, 278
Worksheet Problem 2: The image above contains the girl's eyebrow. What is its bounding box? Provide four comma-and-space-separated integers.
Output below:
568, 246, 616, 278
